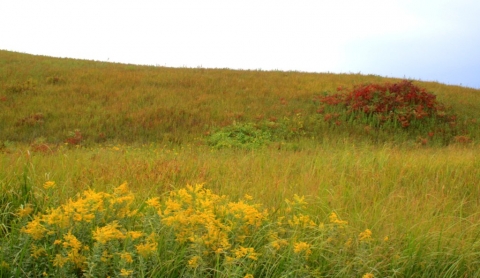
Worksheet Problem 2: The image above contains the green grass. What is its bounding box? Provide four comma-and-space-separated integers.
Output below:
1, 50, 480, 277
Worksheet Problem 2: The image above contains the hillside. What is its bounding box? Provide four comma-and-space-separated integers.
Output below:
2, 50, 480, 277
1, 50, 479, 146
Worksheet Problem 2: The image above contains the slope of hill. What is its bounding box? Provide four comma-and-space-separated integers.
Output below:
1, 50, 479, 146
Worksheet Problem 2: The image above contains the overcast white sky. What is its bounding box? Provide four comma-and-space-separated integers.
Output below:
2, 0, 479, 89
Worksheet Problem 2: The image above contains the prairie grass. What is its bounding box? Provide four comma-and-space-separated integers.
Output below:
1, 50, 480, 276
1, 50, 479, 145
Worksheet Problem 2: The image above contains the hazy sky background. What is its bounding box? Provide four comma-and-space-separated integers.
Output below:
2, 0, 479, 89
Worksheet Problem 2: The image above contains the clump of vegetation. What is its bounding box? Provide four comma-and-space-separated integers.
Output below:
5, 79, 37, 94
316, 80, 464, 144
207, 122, 272, 149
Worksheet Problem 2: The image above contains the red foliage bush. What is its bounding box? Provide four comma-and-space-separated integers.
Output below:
317, 80, 453, 128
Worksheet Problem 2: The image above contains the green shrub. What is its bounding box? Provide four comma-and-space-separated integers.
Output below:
207, 122, 272, 149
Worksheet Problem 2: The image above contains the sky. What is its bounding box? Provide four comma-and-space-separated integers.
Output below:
1, 0, 479, 89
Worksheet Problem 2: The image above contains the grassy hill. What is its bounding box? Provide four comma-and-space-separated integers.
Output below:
1, 50, 480, 277
1, 50, 479, 146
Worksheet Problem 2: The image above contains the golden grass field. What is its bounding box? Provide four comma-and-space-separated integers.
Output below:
1, 50, 480, 277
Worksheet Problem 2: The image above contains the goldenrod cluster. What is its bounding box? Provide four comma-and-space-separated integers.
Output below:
14, 182, 384, 277
146, 183, 267, 274
19, 182, 153, 277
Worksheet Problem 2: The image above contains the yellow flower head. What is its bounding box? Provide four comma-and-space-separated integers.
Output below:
146, 197, 161, 209
120, 269, 134, 277
63, 232, 82, 250
243, 194, 253, 201
119, 252, 134, 263
329, 212, 348, 225
188, 256, 201, 268
93, 221, 126, 244
43, 181, 56, 189
359, 229, 372, 241
114, 182, 130, 195
53, 254, 68, 267
288, 214, 316, 228
293, 241, 312, 258
16, 204, 34, 218
135, 233, 158, 258
362, 273, 375, 278
233, 246, 260, 260
127, 231, 144, 240
293, 194, 308, 206
21, 216, 48, 240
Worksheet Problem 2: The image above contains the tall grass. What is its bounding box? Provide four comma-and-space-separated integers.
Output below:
2, 142, 480, 276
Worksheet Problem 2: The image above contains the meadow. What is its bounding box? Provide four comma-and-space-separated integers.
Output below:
1, 50, 480, 277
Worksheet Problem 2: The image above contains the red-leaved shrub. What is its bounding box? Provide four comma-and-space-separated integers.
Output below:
316, 80, 454, 129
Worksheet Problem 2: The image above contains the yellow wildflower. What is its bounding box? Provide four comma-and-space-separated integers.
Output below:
62, 232, 86, 269
288, 214, 316, 228
244, 194, 253, 201
135, 233, 158, 258
164, 199, 182, 214
135, 242, 157, 258
119, 252, 133, 263
146, 197, 161, 209
362, 273, 374, 278
63, 232, 82, 250
16, 204, 34, 218
43, 207, 69, 227
244, 274, 254, 278
233, 246, 260, 260
114, 182, 130, 195
52, 254, 68, 267
127, 231, 144, 240
293, 241, 312, 258
93, 221, 126, 244
293, 194, 308, 206
188, 256, 200, 268
359, 229, 372, 241
329, 212, 348, 225
227, 201, 267, 227
21, 216, 48, 240
177, 188, 193, 204
113, 194, 135, 205
271, 239, 288, 251
120, 268, 134, 277
384, 236, 389, 242
43, 181, 56, 189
